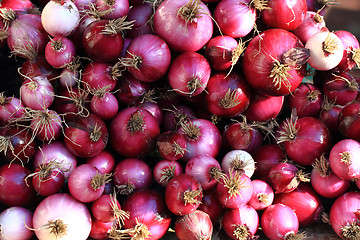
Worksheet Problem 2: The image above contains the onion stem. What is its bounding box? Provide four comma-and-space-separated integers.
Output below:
46, 219, 67, 238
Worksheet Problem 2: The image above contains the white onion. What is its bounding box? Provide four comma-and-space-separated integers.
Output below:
0, 207, 34, 240
221, 149, 255, 178
305, 31, 344, 71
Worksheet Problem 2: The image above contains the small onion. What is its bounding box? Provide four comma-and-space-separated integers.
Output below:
221, 149, 255, 178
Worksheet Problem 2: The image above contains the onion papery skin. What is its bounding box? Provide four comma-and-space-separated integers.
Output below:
268, 162, 303, 194
222, 204, 259, 240
253, 144, 285, 181
126, 3, 154, 38
174, 210, 213, 240
113, 158, 153, 196
338, 102, 360, 141
216, 171, 253, 209
205, 71, 251, 118
82, 62, 119, 92
82, 19, 124, 63
329, 139, 360, 181
248, 179, 274, 211
109, 107, 160, 158
44, 36, 76, 69
33, 193, 92, 240
156, 131, 187, 161
86, 150, 116, 175
280, 116, 331, 166
330, 192, 360, 240
177, 118, 222, 162
0, 206, 34, 240
124, 34, 171, 83
153, 159, 183, 187
89, 219, 113, 240
243, 92, 284, 122
242, 28, 306, 96
153, 0, 213, 52
41, 0, 80, 37
292, 11, 328, 45
33, 141, 77, 179
260, 0, 307, 31
334, 30, 360, 72
273, 183, 323, 227
288, 83, 323, 118
168, 51, 211, 97
90, 92, 119, 121
213, 0, 256, 38
0, 163, 36, 207
64, 113, 109, 158
122, 190, 172, 240
96, 0, 129, 20
185, 155, 221, 191
165, 174, 203, 216
0, 96, 25, 123
7, 14, 48, 58
261, 204, 300, 240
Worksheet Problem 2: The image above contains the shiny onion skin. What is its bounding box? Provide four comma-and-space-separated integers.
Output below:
334, 30, 360, 72
109, 107, 160, 158
338, 102, 360, 142
204, 71, 251, 118
253, 144, 285, 181
273, 183, 323, 227
242, 28, 306, 96
248, 179, 274, 211
64, 113, 109, 158
260, 0, 307, 31
126, 3, 154, 38
95, 0, 129, 20
174, 210, 213, 240
156, 131, 187, 161
32, 164, 65, 196
82, 62, 119, 92
198, 188, 225, 225
153, 0, 213, 52
122, 190, 172, 240
0, 206, 34, 240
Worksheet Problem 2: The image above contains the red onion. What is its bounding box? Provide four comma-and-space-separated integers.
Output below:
91, 194, 128, 224
113, 158, 153, 196
33, 193, 92, 240
165, 174, 203, 216
125, 2, 154, 38
243, 28, 306, 96
44, 36, 76, 69
248, 179, 274, 211
205, 71, 251, 118
0, 0, 34, 13
0, 163, 36, 207
0, 94, 25, 123
139, 101, 163, 126
177, 118, 222, 162
161, 104, 196, 131
306, 31, 344, 71
33, 141, 77, 179
268, 162, 310, 194
174, 210, 213, 240
68, 164, 111, 203
261, 204, 304, 240
329, 138, 360, 181
90, 91, 119, 121
185, 155, 222, 191
292, 11, 328, 44
306, 0, 339, 14
20, 75, 55, 110
29, 109, 62, 142
156, 131, 187, 161
168, 51, 211, 97
198, 188, 225, 226
213, 0, 256, 38
0, 206, 34, 240
89, 219, 114, 240
153, 159, 183, 187
319, 96, 343, 134
273, 183, 323, 227
86, 150, 116, 175
41, 0, 80, 37
96, 0, 129, 20
120, 190, 172, 240
82, 62, 120, 92
121, 34, 171, 83
109, 107, 160, 158
260, 0, 307, 30
216, 170, 253, 209
338, 101, 360, 141
222, 204, 259, 240
221, 149, 255, 178
334, 30, 360, 72
311, 154, 350, 198
253, 144, 285, 181
330, 191, 360, 239
19, 55, 59, 83
64, 113, 109, 158
153, 0, 213, 52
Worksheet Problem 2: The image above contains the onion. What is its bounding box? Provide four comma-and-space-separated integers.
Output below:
0, 94, 25, 123
338, 101, 360, 141
243, 28, 307, 96
305, 31, 344, 71
311, 154, 350, 198
156, 131, 187, 161
319, 96, 343, 134
120, 190, 172, 240
198, 188, 225, 226
0, 206, 34, 240
82, 62, 121, 92
19, 55, 59, 83
221, 149, 255, 178
292, 11, 328, 44
174, 210, 213, 240
113, 158, 153, 196
248, 179, 274, 211
165, 174, 203, 216
153, 159, 183, 187
33, 193, 92, 240
91, 193, 128, 224
329, 138, 360, 181
44, 36, 76, 69
261, 204, 305, 240
86, 150, 116, 175
0, 0, 35, 13
29, 108, 62, 142
168, 51, 211, 97
90, 91, 119, 121
41, 0, 80, 37
222, 204, 259, 240
330, 192, 360, 239
89, 219, 114, 240
153, 0, 213, 52
95, 0, 129, 20
125, 2, 153, 38
253, 144, 285, 181
334, 30, 360, 72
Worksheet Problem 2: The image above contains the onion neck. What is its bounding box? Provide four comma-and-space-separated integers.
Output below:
117, 180, 136, 196
352, 48, 360, 68
109, 62, 124, 80
0, 8, 17, 27
90, 172, 111, 190
314, 12, 324, 23
127, 111, 145, 133
90, 123, 103, 142
219, 89, 241, 109
51, 39, 64, 51
177, 0, 203, 24
312, 154, 331, 177
257, 193, 269, 205
180, 121, 201, 140
307, 89, 321, 102
160, 165, 176, 184
209, 167, 222, 181
0, 135, 13, 157
219, 169, 246, 198
172, 141, 186, 157
47, 219, 67, 238
183, 189, 202, 205
102, 16, 135, 35
277, 110, 299, 144
119, 53, 143, 70
341, 222, 360, 240
322, 33, 339, 56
